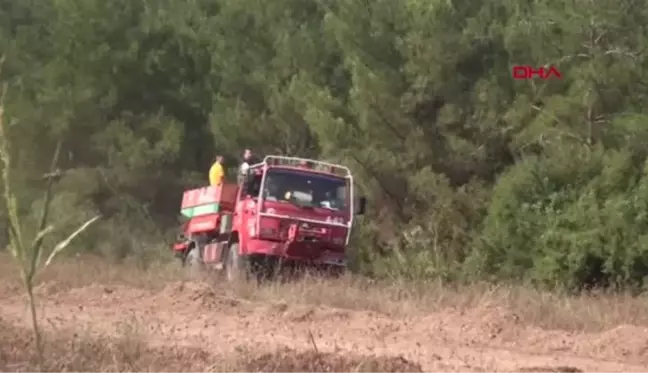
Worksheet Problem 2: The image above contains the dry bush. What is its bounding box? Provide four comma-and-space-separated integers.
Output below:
241, 347, 422, 372
518, 367, 583, 373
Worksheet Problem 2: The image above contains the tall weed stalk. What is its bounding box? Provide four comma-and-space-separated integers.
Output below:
0, 56, 100, 368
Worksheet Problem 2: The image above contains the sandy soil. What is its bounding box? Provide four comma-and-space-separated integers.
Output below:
2, 268, 648, 373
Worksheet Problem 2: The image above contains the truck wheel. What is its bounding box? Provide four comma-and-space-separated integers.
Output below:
183, 245, 203, 277
225, 242, 249, 283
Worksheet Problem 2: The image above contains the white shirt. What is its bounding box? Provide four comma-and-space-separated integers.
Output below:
239, 162, 250, 175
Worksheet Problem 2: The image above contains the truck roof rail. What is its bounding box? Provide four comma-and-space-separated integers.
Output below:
262, 155, 351, 178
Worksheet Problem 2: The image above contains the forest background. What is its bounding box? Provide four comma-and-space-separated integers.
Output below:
2, 0, 648, 291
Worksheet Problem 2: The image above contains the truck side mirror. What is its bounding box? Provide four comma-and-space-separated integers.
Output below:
356, 196, 367, 216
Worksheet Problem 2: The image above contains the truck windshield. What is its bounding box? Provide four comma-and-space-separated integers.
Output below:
262, 168, 347, 210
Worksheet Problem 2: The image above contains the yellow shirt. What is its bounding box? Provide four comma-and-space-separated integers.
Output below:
209, 162, 224, 186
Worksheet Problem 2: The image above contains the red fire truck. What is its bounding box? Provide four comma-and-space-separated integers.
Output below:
172, 155, 366, 281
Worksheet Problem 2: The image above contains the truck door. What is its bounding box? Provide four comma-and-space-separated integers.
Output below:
237, 172, 262, 240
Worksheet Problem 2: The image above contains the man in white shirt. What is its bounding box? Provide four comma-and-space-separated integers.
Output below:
238, 149, 259, 184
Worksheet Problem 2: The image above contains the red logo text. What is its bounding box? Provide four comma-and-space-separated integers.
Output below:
512, 65, 562, 80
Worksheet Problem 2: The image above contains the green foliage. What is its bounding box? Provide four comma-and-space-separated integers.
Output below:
472, 146, 648, 290
2, 0, 648, 291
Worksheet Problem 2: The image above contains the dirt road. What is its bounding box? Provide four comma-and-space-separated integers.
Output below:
2, 278, 647, 372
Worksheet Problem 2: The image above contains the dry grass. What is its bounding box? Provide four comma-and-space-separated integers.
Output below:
0, 316, 212, 372
2, 252, 648, 372
237, 276, 648, 333
0, 317, 422, 372
2, 252, 648, 333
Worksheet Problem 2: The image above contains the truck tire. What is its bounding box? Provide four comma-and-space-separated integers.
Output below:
225, 242, 249, 283
183, 245, 203, 278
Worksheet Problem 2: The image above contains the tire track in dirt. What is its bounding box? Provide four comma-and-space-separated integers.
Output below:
1, 281, 647, 372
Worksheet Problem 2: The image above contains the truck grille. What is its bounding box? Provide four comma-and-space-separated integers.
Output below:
277, 219, 327, 242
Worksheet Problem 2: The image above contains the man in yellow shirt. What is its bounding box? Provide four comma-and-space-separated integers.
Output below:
209, 155, 225, 186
